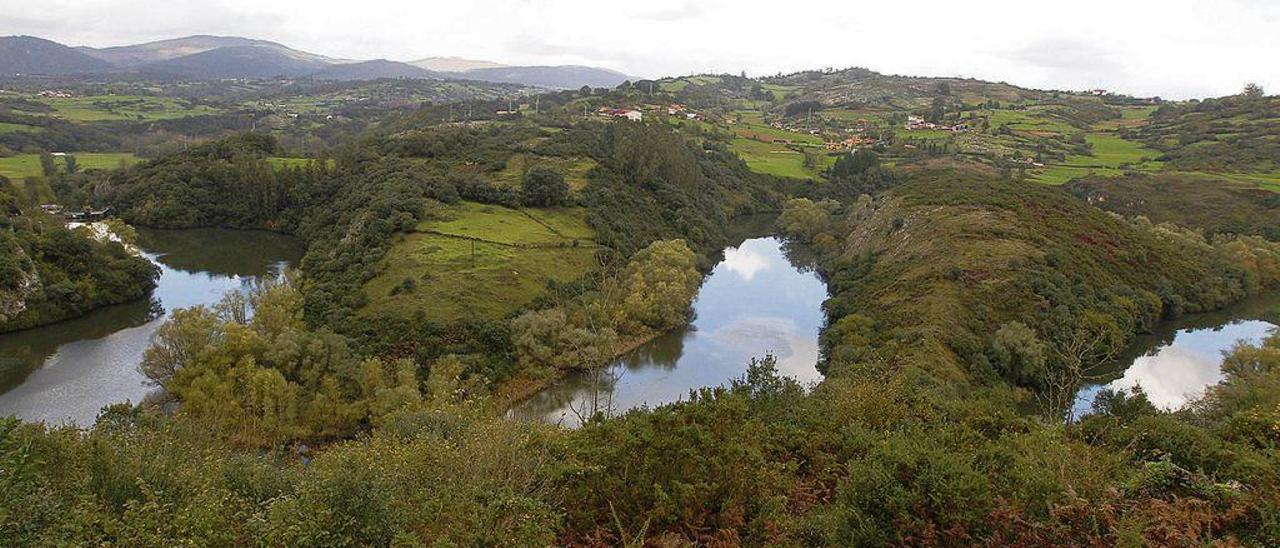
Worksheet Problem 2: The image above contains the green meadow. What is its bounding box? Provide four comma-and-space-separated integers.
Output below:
39, 95, 220, 122
0, 153, 140, 181
730, 137, 832, 179
362, 202, 599, 322
493, 154, 597, 191
0, 122, 38, 134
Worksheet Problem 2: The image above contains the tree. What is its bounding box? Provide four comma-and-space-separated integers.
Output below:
1242, 82, 1265, 98
778, 198, 840, 242
613, 239, 701, 332
139, 306, 224, 386
928, 97, 946, 123
521, 166, 569, 207
63, 154, 78, 174
39, 153, 57, 177
990, 321, 1049, 388
512, 308, 618, 372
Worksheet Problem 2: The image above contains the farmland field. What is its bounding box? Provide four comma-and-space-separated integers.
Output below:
730, 137, 832, 179
361, 201, 599, 322
0, 153, 140, 181
493, 153, 597, 191
0, 122, 38, 134
1034, 133, 1163, 184
39, 95, 220, 121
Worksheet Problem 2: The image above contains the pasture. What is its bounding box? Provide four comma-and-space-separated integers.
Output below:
0, 122, 38, 134
729, 137, 832, 179
0, 153, 140, 181
362, 202, 599, 322
493, 154, 597, 191
39, 95, 220, 121
1034, 133, 1163, 185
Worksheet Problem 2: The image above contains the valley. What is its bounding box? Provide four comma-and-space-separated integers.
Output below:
1, 24, 1279, 546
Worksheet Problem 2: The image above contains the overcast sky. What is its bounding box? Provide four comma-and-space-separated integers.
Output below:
3, 0, 1277, 99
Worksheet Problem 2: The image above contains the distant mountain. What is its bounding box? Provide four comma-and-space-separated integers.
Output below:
311, 59, 435, 81
3, 34, 631, 87
0, 35, 113, 75
80, 35, 343, 67
135, 45, 330, 79
411, 56, 507, 72
455, 65, 631, 89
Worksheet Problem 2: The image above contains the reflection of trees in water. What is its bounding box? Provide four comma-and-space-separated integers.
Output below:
567, 365, 624, 425
512, 365, 624, 426
1082, 291, 1280, 384
0, 296, 162, 393
725, 214, 780, 245
136, 228, 303, 277
778, 237, 823, 276
618, 330, 687, 372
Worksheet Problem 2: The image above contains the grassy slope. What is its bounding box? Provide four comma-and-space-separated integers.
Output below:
831, 162, 1226, 378
40, 95, 220, 122
0, 153, 141, 180
1067, 173, 1280, 239
361, 201, 598, 322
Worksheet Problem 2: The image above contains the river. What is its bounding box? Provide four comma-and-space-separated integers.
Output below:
0, 227, 303, 426
509, 233, 828, 426
1073, 292, 1280, 417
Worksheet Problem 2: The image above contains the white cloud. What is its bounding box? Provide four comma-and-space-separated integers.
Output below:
720, 245, 770, 281
1, 0, 1276, 98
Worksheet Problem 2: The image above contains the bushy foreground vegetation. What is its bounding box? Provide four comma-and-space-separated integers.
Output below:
4, 277, 1279, 544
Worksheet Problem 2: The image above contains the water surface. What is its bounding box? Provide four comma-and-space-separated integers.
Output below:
1074, 294, 1279, 416
509, 235, 827, 426
0, 228, 302, 426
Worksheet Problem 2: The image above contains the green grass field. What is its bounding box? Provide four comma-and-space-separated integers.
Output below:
362, 202, 599, 322
265, 157, 337, 169
0, 122, 38, 134
0, 155, 44, 181
1034, 133, 1163, 185
759, 83, 796, 102
0, 153, 140, 181
39, 95, 220, 121
730, 138, 832, 179
494, 154, 597, 191
896, 129, 953, 142
980, 108, 1075, 136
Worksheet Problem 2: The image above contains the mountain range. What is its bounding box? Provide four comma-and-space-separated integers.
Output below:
0, 35, 632, 89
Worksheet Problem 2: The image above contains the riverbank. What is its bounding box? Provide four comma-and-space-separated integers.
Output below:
504, 236, 828, 426
491, 329, 669, 414
0, 227, 303, 425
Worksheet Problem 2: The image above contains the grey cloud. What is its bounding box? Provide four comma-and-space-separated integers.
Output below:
635, 2, 703, 22
1002, 38, 1123, 74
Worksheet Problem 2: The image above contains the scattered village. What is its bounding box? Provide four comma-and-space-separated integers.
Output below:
38, 203, 113, 222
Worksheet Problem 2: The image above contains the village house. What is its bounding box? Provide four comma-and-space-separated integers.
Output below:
825, 135, 877, 151
598, 107, 643, 121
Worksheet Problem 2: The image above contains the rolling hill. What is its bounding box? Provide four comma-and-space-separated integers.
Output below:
0, 36, 113, 75
79, 35, 342, 67
3, 34, 631, 87
310, 59, 435, 81
455, 65, 631, 89
133, 45, 331, 79
411, 56, 507, 72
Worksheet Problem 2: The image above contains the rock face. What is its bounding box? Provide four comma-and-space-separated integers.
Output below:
0, 240, 39, 324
